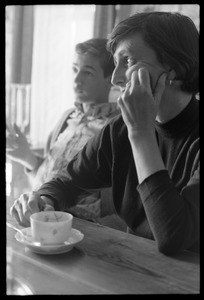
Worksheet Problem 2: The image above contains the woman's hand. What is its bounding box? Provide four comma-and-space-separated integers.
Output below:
118, 67, 167, 183
118, 67, 167, 137
10, 192, 55, 227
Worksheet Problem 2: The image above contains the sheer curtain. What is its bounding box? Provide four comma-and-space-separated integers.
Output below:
30, 5, 95, 147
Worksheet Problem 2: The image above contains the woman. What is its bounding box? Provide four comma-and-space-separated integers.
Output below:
11, 12, 199, 255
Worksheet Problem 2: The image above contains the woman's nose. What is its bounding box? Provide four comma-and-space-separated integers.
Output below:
111, 66, 126, 89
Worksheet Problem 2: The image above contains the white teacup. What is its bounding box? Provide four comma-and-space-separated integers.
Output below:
30, 211, 73, 245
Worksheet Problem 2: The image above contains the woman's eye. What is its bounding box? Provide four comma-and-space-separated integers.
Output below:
126, 57, 136, 67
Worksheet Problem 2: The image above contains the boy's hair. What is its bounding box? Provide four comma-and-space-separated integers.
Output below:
75, 38, 115, 78
107, 11, 199, 94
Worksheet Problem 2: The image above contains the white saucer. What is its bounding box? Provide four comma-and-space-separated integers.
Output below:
15, 227, 84, 255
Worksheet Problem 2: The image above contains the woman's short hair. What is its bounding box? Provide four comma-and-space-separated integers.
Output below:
75, 38, 115, 78
107, 11, 199, 94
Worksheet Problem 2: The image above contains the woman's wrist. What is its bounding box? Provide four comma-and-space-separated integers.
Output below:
127, 128, 155, 142
128, 129, 165, 183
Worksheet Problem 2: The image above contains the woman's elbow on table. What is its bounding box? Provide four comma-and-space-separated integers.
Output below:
156, 235, 199, 256
154, 226, 186, 255
157, 240, 184, 256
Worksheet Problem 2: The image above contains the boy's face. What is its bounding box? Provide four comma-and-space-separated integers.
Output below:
72, 53, 111, 104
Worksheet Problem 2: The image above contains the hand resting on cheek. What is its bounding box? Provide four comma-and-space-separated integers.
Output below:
125, 62, 168, 95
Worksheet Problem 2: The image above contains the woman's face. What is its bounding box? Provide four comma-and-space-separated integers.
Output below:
111, 33, 169, 94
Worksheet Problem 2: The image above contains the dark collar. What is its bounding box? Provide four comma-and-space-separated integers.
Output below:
155, 96, 199, 138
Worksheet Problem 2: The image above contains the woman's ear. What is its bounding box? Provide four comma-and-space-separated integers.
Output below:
167, 69, 176, 81
166, 69, 177, 86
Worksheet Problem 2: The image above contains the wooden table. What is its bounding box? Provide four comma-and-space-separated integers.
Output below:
6, 208, 200, 295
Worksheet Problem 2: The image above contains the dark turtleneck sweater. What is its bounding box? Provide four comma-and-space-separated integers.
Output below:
38, 96, 199, 255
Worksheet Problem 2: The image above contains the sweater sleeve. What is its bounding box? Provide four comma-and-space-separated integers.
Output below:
137, 165, 200, 255
37, 124, 113, 211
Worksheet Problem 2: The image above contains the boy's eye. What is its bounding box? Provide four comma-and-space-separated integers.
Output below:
84, 71, 93, 76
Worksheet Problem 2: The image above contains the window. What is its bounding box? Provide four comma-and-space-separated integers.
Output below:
30, 5, 95, 147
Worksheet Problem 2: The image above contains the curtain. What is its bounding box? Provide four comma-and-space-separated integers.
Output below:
114, 4, 132, 25
6, 6, 33, 138
93, 5, 116, 38
11, 6, 34, 84
115, 4, 199, 30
